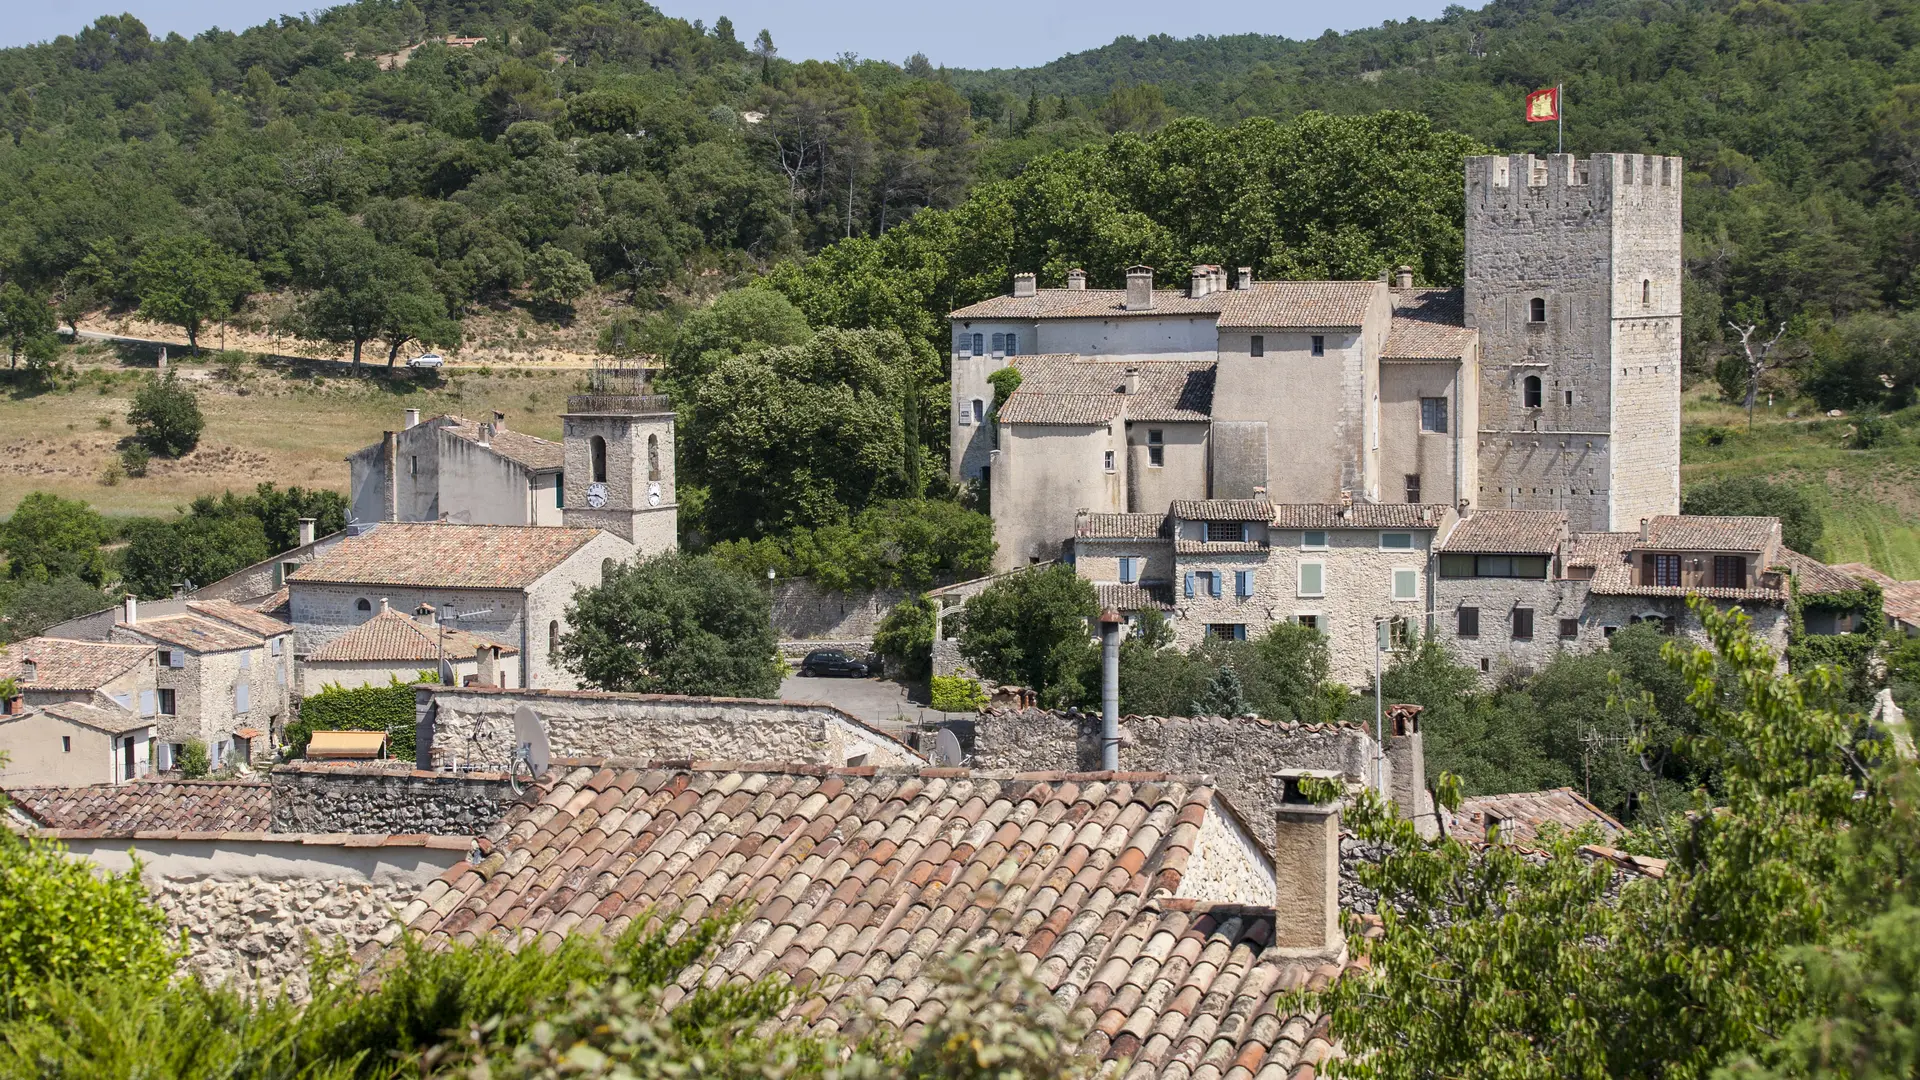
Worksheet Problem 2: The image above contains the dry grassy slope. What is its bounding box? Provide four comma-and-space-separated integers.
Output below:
0, 351, 582, 520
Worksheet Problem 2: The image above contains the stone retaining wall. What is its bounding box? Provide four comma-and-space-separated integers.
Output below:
269, 763, 519, 837
772, 582, 907, 642
153, 875, 412, 999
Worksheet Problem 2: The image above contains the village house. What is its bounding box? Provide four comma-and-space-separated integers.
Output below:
110, 595, 290, 770
0, 637, 160, 787
301, 601, 519, 695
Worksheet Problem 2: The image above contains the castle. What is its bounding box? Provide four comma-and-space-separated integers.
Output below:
951, 152, 1683, 566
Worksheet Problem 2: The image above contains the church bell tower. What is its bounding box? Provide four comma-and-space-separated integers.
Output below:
562, 366, 678, 552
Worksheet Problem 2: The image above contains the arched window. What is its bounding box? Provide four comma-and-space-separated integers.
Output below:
1523, 375, 1542, 409
1642, 279, 1651, 307
590, 436, 607, 483
647, 434, 660, 481
549, 620, 560, 653
355, 598, 372, 613
1529, 297, 1546, 323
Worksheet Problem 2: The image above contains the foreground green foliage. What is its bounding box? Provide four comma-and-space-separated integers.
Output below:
930, 675, 987, 713
558, 551, 781, 698
289, 677, 423, 760
1310, 599, 1919, 1080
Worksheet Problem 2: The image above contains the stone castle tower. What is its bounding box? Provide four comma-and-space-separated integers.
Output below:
561, 368, 678, 552
1465, 153, 1683, 532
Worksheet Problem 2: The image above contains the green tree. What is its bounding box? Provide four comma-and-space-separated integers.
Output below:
1682, 476, 1824, 554
119, 512, 270, 599
216, 483, 348, 551
1240, 621, 1334, 723
663, 288, 813, 393
0, 576, 109, 643
558, 552, 782, 697
956, 563, 1098, 706
127, 372, 204, 457
0, 492, 109, 585
0, 282, 56, 370
129, 234, 258, 354
527, 243, 594, 309
0, 824, 178, 1016
874, 593, 936, 681
293, 217, 442, 373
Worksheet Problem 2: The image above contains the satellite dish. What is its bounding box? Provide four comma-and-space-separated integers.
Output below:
933, 728, 964, 768
513, 705, 550, 777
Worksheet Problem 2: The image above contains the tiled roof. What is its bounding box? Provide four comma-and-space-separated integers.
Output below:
1269, 504, 1450, 529
1834, 563, 1920, 622
288, 523, 602, 590
1775, 549, 1868, 598
1447, 787, 1623, 845
1570, 531, 1788, 601
0, 638, 153, 691
1639, 515, 1778, 553
1442, 510, 1566, 554
399, 763, 1349, 1078
438, 416, 565, 471
254, 587, 291, 616
996, 358, 1214, 426
1096, 583, 1176, 612
1383, 288, 1475, 360
949, 289, 1231, 321
120, 614, 263, 653
5, 780, 271, 833
1170, 499, 1275, 522
1175, 540, 1267, 555
34, 700, 151, 735
1216, 281, 1383, 329
186, 598, 292, 638
1076, 512, 1169, 539
308, 607, 518, 663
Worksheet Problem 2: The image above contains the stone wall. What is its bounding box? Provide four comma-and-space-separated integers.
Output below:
963, 708, 1378, 849
151, 876, 414, 999
269, 763, 519, 837
772, 581, 909, 643
418, 686, 922, 771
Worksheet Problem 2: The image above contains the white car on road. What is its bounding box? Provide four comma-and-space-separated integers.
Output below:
405, 352, 445, 369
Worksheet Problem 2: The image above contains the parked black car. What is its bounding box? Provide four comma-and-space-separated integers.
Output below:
798, 649, 870, 678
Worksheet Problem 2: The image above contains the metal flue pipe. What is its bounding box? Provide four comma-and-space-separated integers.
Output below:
1099, 608, 1122, 771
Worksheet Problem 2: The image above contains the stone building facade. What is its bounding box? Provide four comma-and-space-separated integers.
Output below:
348, 410, 566, 528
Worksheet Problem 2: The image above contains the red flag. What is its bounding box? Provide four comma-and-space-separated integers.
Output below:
1526, 87, 1560, 123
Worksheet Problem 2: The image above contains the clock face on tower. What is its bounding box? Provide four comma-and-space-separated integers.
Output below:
647, 481, 661, 507
585, 482, 609, 509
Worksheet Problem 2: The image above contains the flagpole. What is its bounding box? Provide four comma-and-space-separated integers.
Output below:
1558, 83, 1564, 154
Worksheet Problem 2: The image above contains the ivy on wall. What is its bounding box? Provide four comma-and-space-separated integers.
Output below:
285, 674, 429, 760
1782, 570, 1882, 700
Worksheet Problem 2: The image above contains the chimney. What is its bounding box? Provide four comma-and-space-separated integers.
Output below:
414, 602, 436, 628
297, 517, 316, 546
1273, 770, 1345, 955
492, 410, 507, 432
1190, 265, 1210, 298
478, 423, 494, 447
383, 431, 399, 522
1640, 517, 1652, 542
122, 594, 137, 625
1385, 704, 1437, 837
1124, 266, 1155, 310
1123, 367, 1141, 395
403, 408, 420, 429
1099, 609, 1122, 770
1339, 489, 1354, 518
1396, 265, 1414, 289
1066, 268, 1087, 291
476, 644, 499, 687
1236, 266, 1252, 290
1012, 272, 1038, 298
1212, 266, 1225, 294
379, 597, 391, 614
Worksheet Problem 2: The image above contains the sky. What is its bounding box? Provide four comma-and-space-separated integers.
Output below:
1, 0, 1463, 68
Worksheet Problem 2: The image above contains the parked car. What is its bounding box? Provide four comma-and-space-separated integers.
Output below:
406, 352, 445, 369
798, 649, 869, 678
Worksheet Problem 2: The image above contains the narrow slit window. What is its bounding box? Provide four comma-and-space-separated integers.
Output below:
1642, 279, 1651, 307
1310, 335, 1325, 356
1250, 334, 1264, 357
1529, 297, 1547, 323
1147, 429, 1164, 467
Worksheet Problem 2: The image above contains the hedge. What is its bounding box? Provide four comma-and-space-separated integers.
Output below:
287, 674, 428, 759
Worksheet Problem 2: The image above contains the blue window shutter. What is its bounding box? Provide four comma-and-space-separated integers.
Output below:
1236, 570, 1252, 598
236, 683, 249, 714
139, 690, 155, 717
1235, 625, 1247, 641
1120, 558, 1136, 584
1184, 573, 1195, 598
1005, 333, 1017, 356
1209, 573, 1221, 598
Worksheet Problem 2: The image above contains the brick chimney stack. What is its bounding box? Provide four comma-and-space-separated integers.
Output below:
1124, 266, 1155, 310
404, 408, 420, 429
1123, 367, 1141, 395
1273, 769, 1345, 955
1396, 265, 1414, 289
1012, 272, 1037, 298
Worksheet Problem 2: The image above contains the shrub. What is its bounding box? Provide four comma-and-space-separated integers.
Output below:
119, 443, 150, 477
0, 827, 179, 1016
930, 675, 987, 712
874, 594, 936, 681
287, 676, 423, 759
956, 564, 1100, 707
1682, 475, 1823, 554
127, 372, 204, 457
1852, 411, 1896, 449
175, 739, 209, 779
559, 552, 782, 698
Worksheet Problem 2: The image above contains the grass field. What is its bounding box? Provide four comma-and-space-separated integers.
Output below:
1680, 388, 1920, 577
0, 342, 582, 522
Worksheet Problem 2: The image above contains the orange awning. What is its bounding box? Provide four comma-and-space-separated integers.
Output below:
306, 730, 389, 759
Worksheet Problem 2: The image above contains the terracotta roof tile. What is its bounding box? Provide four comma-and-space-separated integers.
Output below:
1216, 282, 1382, 330
950, 290, 1231, 321
0, 638, 153, 691
998, 358, 1215, 426
308, 606, 518, 663
1446, 787, 1623, 845
436, 417, 565, 471
1570, 529, 1789, 601
288, 523, 602, 590
1171, 500, 1275, 522
32, 700, 151, 735
6, 780, 271, 832
1775, 548, 1866, 598
1640, 515, 1778, 553
1098, 584, 1176, 612
1442, 510, 1566, 554
121, 614, 263, 653
185, 598, 293, 638
1834, 563, 1920, 622
1268, 504, 1450, 529
1078, 513, 1171, 539
1383, 288, 1474, 360
403, 763, 1338, 1077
